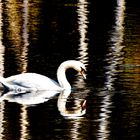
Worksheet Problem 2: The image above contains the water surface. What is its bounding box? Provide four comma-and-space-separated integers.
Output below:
0, 0, 140, 139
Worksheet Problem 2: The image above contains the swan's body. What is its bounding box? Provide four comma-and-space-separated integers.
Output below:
0, 60, 86, 96
5, 73, 63, 91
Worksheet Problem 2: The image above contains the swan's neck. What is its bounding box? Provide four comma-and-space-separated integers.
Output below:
57, 90, 85, 117
57, 64, 71, 89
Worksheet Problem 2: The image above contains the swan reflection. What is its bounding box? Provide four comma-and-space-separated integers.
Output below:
58, 90, 86, 118
0, 90, 59, 105
0, 89, 86, 117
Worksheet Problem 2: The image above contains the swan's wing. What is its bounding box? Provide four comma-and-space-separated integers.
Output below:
5, 73, 63, 91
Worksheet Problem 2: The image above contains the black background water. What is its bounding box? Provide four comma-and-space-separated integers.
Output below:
0, 0, 140, 139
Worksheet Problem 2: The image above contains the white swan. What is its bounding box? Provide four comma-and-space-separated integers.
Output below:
0, 60, 86, 96
57, 90, 86, 117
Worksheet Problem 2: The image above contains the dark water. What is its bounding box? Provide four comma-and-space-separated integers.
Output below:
0, 0, 140, 139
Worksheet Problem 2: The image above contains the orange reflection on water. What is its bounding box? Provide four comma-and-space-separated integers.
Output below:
1, 1, 30, 139
4, 0, 29, 72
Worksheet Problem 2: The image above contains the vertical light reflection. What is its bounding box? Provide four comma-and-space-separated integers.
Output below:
5, 0, 28, 72
0, 104, 4, 140
5, 0, 29, 139
97, 0, 126, 139
77, 0, 89, 66
105, 0, 125, 90
69, 119, 81, 140
74, 0, 89, 97
97, 91, 112, 140
67, 118, 86, 140
20, 105, 29, 140
20, 1, 29, 140
0, 1, 4, 75
66, 1, 90, 139
0, 1, 5, 139
21, 0, 29, 73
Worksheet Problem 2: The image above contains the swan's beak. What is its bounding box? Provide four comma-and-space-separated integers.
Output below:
80, 67, 86, 79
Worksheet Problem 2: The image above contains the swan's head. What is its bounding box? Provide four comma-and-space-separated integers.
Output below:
75, 61, 86, 79
61, 60, 86, 79
57, 60, 86, 89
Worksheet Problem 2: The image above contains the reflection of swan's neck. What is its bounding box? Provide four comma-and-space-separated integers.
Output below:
57, 90, 86, 117
57, 62, 71, 89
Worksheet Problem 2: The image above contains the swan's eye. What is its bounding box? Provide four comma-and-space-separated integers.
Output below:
15, 88, 21, 93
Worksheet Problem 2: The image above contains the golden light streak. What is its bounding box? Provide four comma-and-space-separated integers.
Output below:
77, 0, 89, 66
0, 1, 5, 139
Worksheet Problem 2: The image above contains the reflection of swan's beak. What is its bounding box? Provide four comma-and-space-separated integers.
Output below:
81, 100, 86, 111
82, 73, 86, 79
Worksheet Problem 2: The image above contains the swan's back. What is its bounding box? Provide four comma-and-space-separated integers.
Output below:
5, 73, 63, 91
